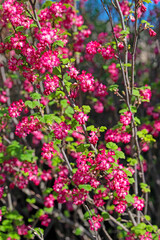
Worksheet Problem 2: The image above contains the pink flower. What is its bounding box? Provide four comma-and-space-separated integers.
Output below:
43, 74, 59, 95
0, 210, 2, 222
52, 122, 70, 139
94, 101, 104, 113
88, 131, 98, 145
41, 142, 56, 160
133, 196, 144, 211
17, 224, 28, 235
8, 99, 25, 118
154, 120, 160, 131
140, 87, 151, 102
120, 111, 132, 126
140, 4, 147, 13
149, 29, 157, 37
108, 63, 119, 82
86, 41, 101, 55
44, 194, 54, 208
88, 215, 103, 231
73, 112, 89, 125
76, 71, 95, 92
39, 214, 51, 227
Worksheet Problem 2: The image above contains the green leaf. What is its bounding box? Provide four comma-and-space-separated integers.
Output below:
61, 58, 69, 65
101, 212, 109, 220
53, 67, 62, 77
125, 194, 134, 203
141, 20, 148, 24
30, 92, 41, 100
7, 141, 22, 158
64, 210, 70, 218
76, 144, 90, 152
75, 227, 82, 236
130, 106, 137, 113
103, 65, 108, 70
6, 210, 23, 220
124, 63, 131, 67
144, 215, 151, 221
123, 169, 132, 177
79, 184, 92, 191
7, 232, 20, 240
65, 106, 74, 117
132, 223, 146, 235
35, 209, 44, 218
42, 0, 53, 8
15, 26, 24, 32
86, 125, 97, 131
127, 158, 138, 166
119, 29, 130, 35
2, 220, 12, 226
128, 178, 135, 184
65, 137, 74, 142
82, 105, 91, 114
108, 84, 118, 91
44, 207, 53, 213
140, 183, 150, 193
132, 89, 140, 97
43, 188, 53, 195
60, 99, 68, 108
143, 0, 152, 3
54, 40, 65, 47
134, 117, 141, 125
99, 126, 107, 132
84, 209, 95, 219
114, 150, 125, 159
25, 100, 40, 109
106, 142, 118, 150
26, 198, 36, 204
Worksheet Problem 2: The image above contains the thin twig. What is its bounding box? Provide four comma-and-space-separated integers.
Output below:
84, 204, 98, 240
28, 226, 44, 240
101, 223, 113, 240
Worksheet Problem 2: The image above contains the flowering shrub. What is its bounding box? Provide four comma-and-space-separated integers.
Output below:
0, 0, 160, 239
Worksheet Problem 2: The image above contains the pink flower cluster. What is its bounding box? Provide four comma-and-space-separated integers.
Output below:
86, 41, 114, 60
44, 194, 54, 208
88, 215, 103, 231
2, 0, 33, 28
15, 116, 42, 138
53, 166, 88, 205
39, 50, 60, 73
94, 101, 104, 113
76, 71, 95, 92
133, 196, 145, 211
39, 214, 51, 227
88, 131, 98, 145
106, 166, 131, 213
41, 142, 56, 160
108, 63, 119, 82
3, 158, 39, 189
67, 66, 79, 79
17, 224, 28, 236
120, 111, 132, 126
154, 120, 160, 132
119, 0, 130, 16
8, 99, 25, 118
94, 81, 108, 97
140, 87, 152, 102
105, 128, 131, 144
149, 29, 157, 37
52, 122, 70, 139
43, 74, 59, 95
73, 112, 89, 125
8, 56, 23, 71
86, 41, 101, 55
